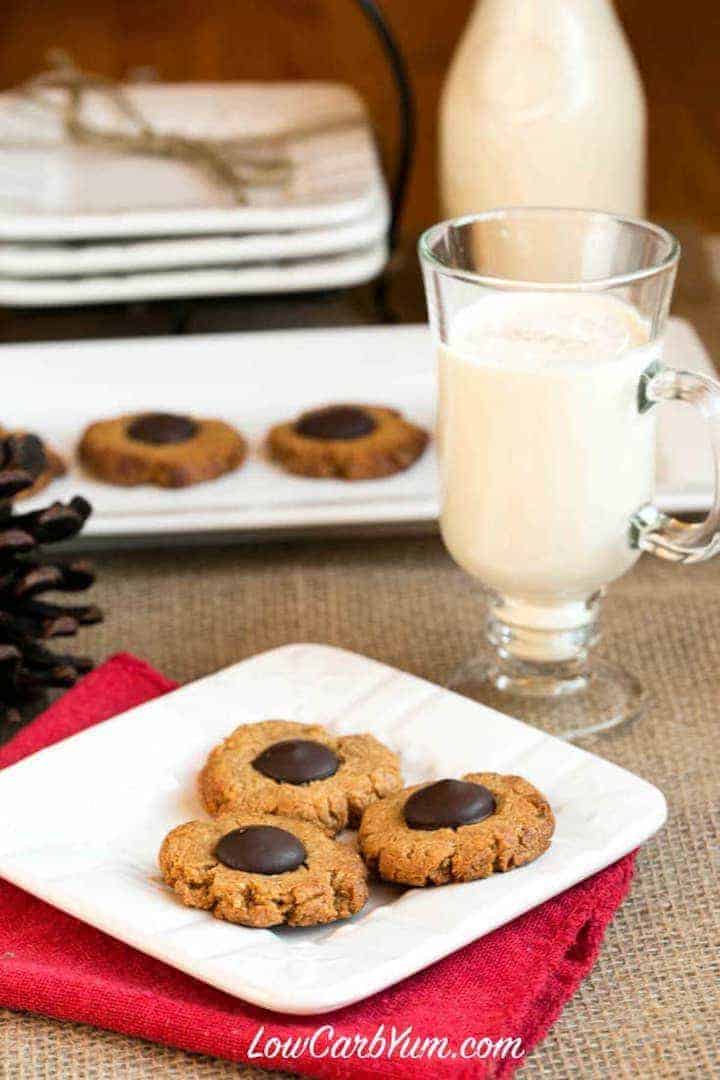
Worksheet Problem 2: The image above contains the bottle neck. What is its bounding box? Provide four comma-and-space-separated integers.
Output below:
465, 0, 618, 31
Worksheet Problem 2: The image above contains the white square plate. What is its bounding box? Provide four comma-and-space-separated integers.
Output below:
0, 242, 388, 307
0, 210, 388, 278
0, 644, 666, 1014
0, 316, 714, 544
0, 83, 387, 240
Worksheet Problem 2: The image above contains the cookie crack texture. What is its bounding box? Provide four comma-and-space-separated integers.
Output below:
432, 855, 453, 886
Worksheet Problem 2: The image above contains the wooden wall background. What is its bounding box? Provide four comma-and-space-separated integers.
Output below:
0, 0, 718, 238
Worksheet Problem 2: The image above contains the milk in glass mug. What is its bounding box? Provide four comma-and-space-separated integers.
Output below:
419, 208, 720, 738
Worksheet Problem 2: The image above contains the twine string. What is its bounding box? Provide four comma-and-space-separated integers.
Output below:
9, 51, 365, 204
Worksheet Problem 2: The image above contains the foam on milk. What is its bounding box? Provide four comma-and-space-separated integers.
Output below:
438, 292, 658, 603
448, 292, 648, 370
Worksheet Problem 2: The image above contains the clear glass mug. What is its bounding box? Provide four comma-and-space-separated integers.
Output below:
419, 208, 720, 739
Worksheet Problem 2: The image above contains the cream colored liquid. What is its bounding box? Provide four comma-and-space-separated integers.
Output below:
440, 0, 646, 218
438, 293, 657, 604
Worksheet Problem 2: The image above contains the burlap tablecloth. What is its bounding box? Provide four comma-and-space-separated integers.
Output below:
0, 537, 717, 1078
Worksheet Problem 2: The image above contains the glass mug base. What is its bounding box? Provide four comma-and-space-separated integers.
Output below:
449, 597, 647, 740
450, 654, 646, 741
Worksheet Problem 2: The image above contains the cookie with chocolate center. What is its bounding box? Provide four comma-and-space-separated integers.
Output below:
78, 411, 246, 488
200, 719, 403, 834
0, 427, 66, 500
358, 773, 554, 886
267, 403, 429, 480
159, 812, 368, 927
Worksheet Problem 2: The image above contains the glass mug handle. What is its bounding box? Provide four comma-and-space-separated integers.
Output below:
631, 366, 720, 563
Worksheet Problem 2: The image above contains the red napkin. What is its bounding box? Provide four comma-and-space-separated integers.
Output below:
0, 654, 635, 1078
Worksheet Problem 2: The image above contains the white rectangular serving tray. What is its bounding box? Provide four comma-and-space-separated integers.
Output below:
0, 317, 714, 543
0, 644, 667, 1014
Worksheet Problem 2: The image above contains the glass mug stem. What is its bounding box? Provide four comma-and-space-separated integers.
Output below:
485, 593, 600, 693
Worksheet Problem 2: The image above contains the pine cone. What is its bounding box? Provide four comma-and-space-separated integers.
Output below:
0, 432, 102, 728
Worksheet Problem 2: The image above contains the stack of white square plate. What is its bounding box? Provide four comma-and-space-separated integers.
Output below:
0, 82, 390, 306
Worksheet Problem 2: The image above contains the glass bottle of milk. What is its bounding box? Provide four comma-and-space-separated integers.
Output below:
440, 0, 647, 217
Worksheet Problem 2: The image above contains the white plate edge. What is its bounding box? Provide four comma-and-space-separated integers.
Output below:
0, 642, 668, 1013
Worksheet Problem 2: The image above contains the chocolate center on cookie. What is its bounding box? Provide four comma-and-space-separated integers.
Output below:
215, 825, 306, 875
295, 406, 376, 441
252, 738, 340, 785
126, 413, 199, 445
404, 779, 496, 830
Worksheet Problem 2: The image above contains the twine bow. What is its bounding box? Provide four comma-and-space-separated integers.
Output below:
10, 51, 363, 204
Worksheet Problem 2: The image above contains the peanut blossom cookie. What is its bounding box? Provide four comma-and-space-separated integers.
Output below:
200, 719, 403, 834
159, 812, 368, 927
267, 403, 429, 480
358, 773, 554, 886
0, 428, 66, 500
79, 411, 246, 488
